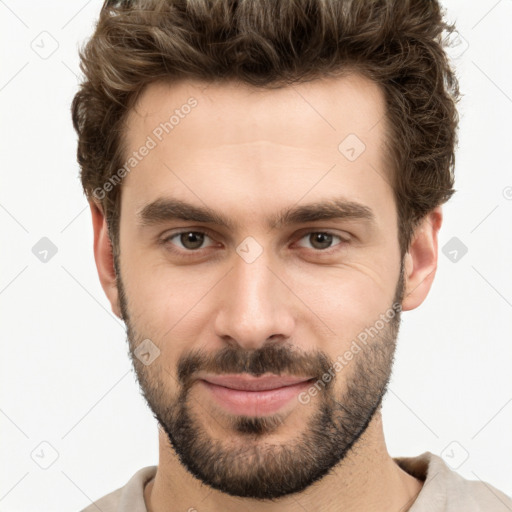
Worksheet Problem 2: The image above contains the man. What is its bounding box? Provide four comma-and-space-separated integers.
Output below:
72, 0, 511, 510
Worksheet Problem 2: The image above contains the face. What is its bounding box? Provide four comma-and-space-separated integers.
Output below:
115, 74, 405, 499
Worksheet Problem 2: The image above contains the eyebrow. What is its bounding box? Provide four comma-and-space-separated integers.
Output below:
136, 197, 376, 231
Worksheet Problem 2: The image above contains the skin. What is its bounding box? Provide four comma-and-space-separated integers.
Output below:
91, 74, 442, 511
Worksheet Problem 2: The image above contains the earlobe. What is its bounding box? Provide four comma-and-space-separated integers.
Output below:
90, 200, 122, 319
401, 207, 443, 312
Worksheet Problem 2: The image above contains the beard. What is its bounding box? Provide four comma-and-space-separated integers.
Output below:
115, 256, 405, 501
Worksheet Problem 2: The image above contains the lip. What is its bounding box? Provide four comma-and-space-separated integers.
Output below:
198, 374, 315, 416
200, 374, 314, 391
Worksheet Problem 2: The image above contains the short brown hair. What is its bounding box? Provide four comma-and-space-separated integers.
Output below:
71, 0, 460, 260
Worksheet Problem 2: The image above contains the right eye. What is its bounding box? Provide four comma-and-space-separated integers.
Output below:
161, 230, 217, 253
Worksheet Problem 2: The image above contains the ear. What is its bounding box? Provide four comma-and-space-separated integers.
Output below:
90, 200, 122, 319
401, 206, 443, 311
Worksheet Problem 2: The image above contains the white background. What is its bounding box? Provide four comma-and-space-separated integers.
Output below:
1, 1, 511, 510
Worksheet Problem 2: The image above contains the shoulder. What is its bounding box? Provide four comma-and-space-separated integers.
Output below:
80, 487, 123, 512
455, 474, 512, 511
394, 452, 512, 511
79, 466, 157, 512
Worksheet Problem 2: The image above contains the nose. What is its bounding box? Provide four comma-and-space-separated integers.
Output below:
213, 249, 296, 351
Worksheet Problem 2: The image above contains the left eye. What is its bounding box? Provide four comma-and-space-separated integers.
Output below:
296, 232, 347, 251
164, 231, 215, 251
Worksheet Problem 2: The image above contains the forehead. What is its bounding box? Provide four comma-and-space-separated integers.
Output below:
120, 74, 393, 229
124, 74, 388, 153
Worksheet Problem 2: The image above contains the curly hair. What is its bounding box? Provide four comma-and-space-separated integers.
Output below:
71, 0, 460, 260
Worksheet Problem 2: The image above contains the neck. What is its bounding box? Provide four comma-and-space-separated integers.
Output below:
144, 411, 423, 512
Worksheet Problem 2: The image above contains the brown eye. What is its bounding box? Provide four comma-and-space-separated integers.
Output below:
163, 231, 213, 251
308, 232, 334, 250
297, 231, 347, 251
179, 232, 205, 249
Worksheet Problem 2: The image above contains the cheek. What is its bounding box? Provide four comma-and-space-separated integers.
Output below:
286, 259, 399, 345
121, 252, 216, 347
121, 228, 200, 311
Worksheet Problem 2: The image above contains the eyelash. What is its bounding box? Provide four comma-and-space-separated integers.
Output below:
160, 229, 350, 257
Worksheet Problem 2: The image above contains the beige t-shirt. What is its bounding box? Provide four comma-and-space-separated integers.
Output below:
81, 452, 512, 511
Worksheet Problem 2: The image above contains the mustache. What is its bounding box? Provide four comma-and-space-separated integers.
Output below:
177, 343, 333, 389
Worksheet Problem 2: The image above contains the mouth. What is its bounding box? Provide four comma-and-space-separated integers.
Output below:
200, 373, 315, 391
198, 374, 316, 416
